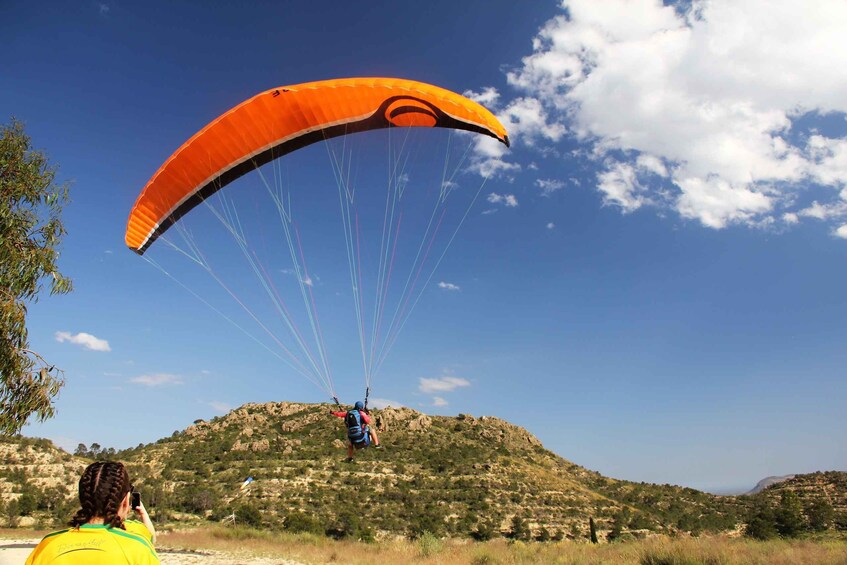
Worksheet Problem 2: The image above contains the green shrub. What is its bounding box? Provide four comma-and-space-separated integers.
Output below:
417, 531, 442, 557
235, 504, 262, 528
473, 518, 499, 541
285, 511, 324, 535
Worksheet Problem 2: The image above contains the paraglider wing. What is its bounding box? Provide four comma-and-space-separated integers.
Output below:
126, 77, 510, 254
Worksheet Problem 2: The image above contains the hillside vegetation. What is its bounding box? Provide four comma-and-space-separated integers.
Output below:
0, 436, 86, 526
1, 402, 844, 543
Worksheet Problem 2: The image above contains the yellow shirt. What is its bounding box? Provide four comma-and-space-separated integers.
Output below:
25, 523, 159, 565
125, 519, 154, 543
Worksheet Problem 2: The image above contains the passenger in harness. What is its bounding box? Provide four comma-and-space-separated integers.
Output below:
330, 401, 381, 462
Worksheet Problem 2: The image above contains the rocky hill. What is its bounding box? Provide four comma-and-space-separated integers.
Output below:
746, 475, 795, 495
1, 402, 842, 541
0, 436, 87, 527
756, 471, 847, 514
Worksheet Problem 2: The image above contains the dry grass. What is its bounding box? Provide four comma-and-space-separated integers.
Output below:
153, 528, 847, 565
0, 528, 48, 540
5, 528, 847, 564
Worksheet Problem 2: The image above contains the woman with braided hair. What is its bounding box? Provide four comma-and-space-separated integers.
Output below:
26, 461, 159, 564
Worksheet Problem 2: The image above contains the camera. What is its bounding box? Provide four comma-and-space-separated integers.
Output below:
131, 491, 141, 510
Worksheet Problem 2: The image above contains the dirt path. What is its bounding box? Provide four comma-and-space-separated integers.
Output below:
0, 539, 309, 565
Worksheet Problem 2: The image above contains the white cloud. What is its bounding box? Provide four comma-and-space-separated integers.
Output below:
501, 0, 847, 233
835, 224, 847, 239
55, 331, 111, 352
468, 96, 566, 177
597, 162, 646, 212
432, 397, 448, 407
463, 86, 501, 108
636, 154, 668, 177
676, 176, 772, 228
547, 222, 556, 229
500, 97, 566, 146
418, 376, 471, 394
280, 268, 317, 286
468, 136, 520, 178
369, 397, 405, 409
487, 193, 519, 207
130, 373, 183, 387
798, 200, 847, 220
536, 178, 566, 196
807, 130, 847, 187
438, 281, 461, 291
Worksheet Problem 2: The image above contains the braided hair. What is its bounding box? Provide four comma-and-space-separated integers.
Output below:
69, 461, 131, 529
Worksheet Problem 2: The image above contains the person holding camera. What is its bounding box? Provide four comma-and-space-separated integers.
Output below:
26, 461, 159, 564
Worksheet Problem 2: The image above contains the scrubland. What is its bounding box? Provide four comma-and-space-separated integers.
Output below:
156, 527, 847, 565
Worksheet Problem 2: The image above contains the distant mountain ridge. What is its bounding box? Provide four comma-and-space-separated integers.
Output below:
755, 471, 847, 516
2, 402, 845, 540
746, 475, 796, 495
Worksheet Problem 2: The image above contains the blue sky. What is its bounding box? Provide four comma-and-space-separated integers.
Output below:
3, 0, 846, 494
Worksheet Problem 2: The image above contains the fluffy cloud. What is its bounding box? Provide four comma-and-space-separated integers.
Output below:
464, 87, 501, 107
369, 397, 405, 409
536, 178, 566, 196
432, 397, 448, 407
487, 193, 519, 207
469, 135, 520, 178
468, 94, 565, 177
597, 162, 645, 212
500, 97, 566, 146
130, 373, 183, 386
499, 0, 847, 234
55, 331, 111, 352
798, 200, 847, 220
418, 376, 471, 394
438, 281, 461, 291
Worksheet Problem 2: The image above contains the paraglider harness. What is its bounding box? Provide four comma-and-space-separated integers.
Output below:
344, 409, 369, 448
334, 389, 371, 449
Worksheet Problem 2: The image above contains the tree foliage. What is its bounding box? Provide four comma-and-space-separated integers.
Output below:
589, 517, 598, 544
0, 118, 72, 434
744, 498, 775, 540
234, 503, 262, 528
508, 513, 532, 541
774, 490, 804, 537
805, 499, 834, 532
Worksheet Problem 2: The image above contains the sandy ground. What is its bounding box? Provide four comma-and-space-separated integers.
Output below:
0, 538, 308, 565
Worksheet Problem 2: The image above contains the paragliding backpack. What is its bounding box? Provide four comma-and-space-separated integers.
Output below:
345, 409, 367, 445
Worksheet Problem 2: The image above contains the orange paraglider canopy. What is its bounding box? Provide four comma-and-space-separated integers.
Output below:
126, 77, 510, 254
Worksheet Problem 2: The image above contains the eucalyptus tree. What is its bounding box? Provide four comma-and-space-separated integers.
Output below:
1, 118, 72, 434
